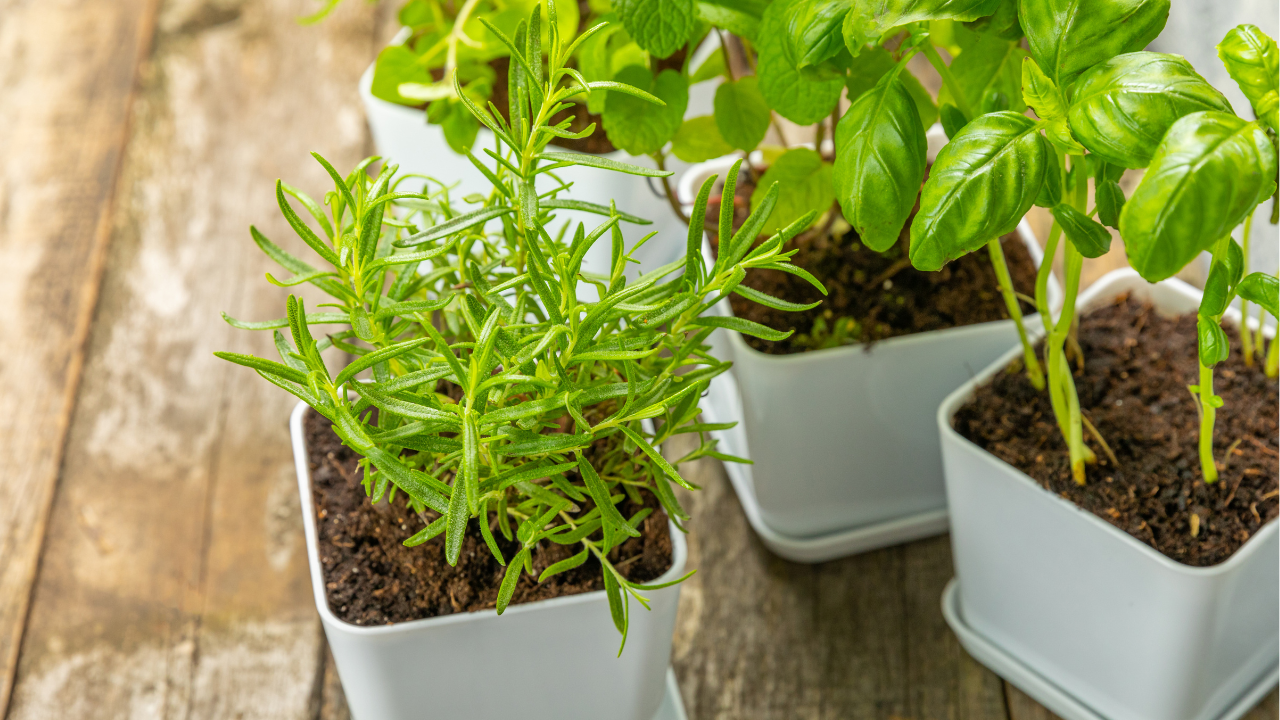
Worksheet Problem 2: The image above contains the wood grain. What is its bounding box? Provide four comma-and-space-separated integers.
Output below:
0, 0, 161, 711
4, 0, 382, 716
668, 436, 1010, 720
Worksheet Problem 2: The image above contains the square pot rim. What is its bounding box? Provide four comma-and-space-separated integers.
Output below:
700, 223, 1056, 368
290, 399, 689, 637
937, 266, 1279, 580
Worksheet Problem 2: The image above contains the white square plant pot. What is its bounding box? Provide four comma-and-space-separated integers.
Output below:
359, 33, 721, 280
676, 132, 1060, 562
939, 268, 1279, 720
290, 401, 688, 720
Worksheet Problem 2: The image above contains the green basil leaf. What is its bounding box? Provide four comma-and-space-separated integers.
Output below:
1226, 239, 1245, 287
1068, 52, 1232, 169
1217, 24, 1279, 130
370, 45, 434, 106
615, 0, 695, 58
833, 73, 927, 252
1197, 315, 1229, 367
1200, 257, 1232, 318
964, 0, 1021, 40
1020, 0, 1169, 88
1095, 179, 1125, 228
910, 111, 1049, 270
602, 66, 689, 156
843, 46, 938, 129
1050, 203, 1111, 258
1237, 272, 1279, 318
714, 77, 772, 151
758, 0, 844, 124
782, 0, 852, 69
842, 0, 1000, 56
1030, 150, 1061, 209
751, 147, 835, 235
938, 34, 1026, 116
939, 103, 969, 139
1119, 112, 1277, 282
671, 116, 735, 162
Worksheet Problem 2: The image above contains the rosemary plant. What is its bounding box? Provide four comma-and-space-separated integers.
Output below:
219, 2, 820, 648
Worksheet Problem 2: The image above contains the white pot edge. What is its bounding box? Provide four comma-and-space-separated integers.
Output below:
289, 400, 689, 636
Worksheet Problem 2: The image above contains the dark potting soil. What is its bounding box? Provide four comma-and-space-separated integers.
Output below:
955, 295, 1279, 566
303, 409, 673, 625
706, 168, 1039, 355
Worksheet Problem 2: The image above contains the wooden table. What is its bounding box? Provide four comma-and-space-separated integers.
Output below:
0, 1, 1274, 717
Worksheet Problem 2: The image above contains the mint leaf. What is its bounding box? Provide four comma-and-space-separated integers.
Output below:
602, 66, 689, 156
757, 0, 844, 125
751, 148, 834, 234
714, 77, 771, 151
616, 0, 695, 58
672, 116, 734, 162
371, 45, 434, 106
696, 0, 763, 40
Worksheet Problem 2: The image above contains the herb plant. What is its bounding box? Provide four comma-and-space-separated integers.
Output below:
219, 2, 820, 647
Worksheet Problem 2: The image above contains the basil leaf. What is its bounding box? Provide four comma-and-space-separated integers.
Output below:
1050, 203, 1111, 258
1197, 315, 1230, 368
1119, 112, 1277, 282
615, 0, 695, 58
714, 77, 772, 151
1237, 272, 1279, 318
782, 0, 852, 69
1033, 149, 1062, 208
1068, 52, 1232, 169
842, 0, 1000, 56
1217, 24, 1279, 130
833, 73, 928, 252
938, 34, 1026, 116
671, 116, 734, 162
1021, 57, 1083, 154
751, 148, 835, 235
965, 0, 1021, 40
843, 46, 938, 129
939, 103, 969, 139
1020, 0, 1170, 88
601, 66, 688, 156
1095, 179, 1125, 228
370, 45, 433, 106
758, 0, 844, 124
910, 111, 1050, 271
1200, 255, 1232, 318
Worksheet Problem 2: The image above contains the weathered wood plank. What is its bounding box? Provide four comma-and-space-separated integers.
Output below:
0, 0, 160, 711
669, 438, 1010, 719
4, 0, 382, 717
1004, 684, 1064, 720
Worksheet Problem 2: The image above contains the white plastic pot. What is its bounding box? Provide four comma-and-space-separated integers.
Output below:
290, 401, 688, 720
939, 268, 1279, 720
680, 138, 1060, 560
359, 35, 720, 279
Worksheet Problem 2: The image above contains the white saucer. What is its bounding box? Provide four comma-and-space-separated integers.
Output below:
655, 668, 687, 720
700, 371, 949, 563
941, 579, 1279, 720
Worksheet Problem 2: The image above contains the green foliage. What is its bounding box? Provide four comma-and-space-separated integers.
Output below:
1218, 24, 1279, 131
833, 70, 927, 252
602, 66, 689, 155
1068, 53, 1232, 168
220, 5, 810, 646
841, 0, 1000, 55
714, 77, 772, 151
910, 112, 1049, 271
751, 148, 835, 235
1019, 0, 1169, 87
1050, 203, 1111, 258
780, 0, 852, 70
936, 33, 1026, 116
758, 0, 844, 124
1119, 111, 1276, 282
671, 116, 734, 161
843, 47, 937, 129
615, 0, 696, 58
1021, 58, 1082, 153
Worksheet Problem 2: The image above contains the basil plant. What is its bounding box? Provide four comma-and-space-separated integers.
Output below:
219, 3, 820, 648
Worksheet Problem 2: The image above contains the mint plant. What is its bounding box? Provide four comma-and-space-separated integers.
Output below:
219, 2, 819, 647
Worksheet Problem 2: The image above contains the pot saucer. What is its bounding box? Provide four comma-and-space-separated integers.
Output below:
941, 579, 1279, 720
701, 371, 949, 563
656, 668, 688, 720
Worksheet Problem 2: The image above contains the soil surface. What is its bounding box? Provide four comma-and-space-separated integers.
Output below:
707, 167, 1038, 355
304, 409, 672, 625
955, 295, 1279, 566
